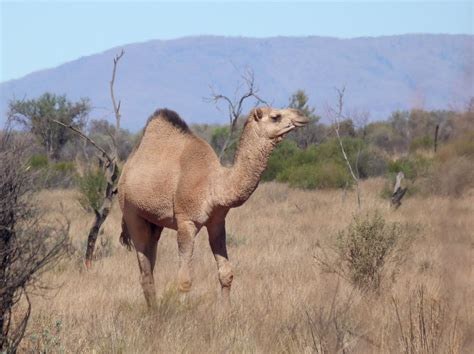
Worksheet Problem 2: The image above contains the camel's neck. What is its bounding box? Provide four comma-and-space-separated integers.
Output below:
218, 122, 275, 207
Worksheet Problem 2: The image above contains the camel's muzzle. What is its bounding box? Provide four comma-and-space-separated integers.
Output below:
292, 115, 310, 127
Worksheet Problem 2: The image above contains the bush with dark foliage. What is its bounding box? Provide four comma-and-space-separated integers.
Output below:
0, 131, 67, 353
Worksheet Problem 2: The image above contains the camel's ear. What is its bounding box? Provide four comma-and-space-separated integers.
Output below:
253, 107, 263, 121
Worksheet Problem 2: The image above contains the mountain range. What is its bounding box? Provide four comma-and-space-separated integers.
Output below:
1, 34, 472, 131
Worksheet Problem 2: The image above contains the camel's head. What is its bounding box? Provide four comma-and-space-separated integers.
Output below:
250, 107, 309, 142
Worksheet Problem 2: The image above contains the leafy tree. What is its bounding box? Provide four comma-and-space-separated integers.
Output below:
210, 126, 230, 153
8, 93, 90, 160
328, 119, 356, 138
288, 90, 322, 148
210, 119, 245, 164
288, 90, 319, 122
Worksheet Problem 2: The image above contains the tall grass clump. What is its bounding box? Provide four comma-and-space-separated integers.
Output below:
392, 285, 461, 354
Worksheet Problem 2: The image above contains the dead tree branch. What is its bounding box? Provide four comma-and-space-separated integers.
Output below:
50, 119, 113, 166
83, 50, 124, 268
50, 50, 124, 268
328, 87, 361, 208
206, 69, 268, 160
110, 49, 124, 159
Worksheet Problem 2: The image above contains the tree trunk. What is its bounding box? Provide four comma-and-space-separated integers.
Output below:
84, 162, 118, 268
391, 172, 407, 209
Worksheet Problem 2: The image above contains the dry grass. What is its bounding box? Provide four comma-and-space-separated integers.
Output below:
19, 179, 473, 353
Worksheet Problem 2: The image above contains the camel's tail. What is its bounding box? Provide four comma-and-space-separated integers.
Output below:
119, 219, 133, 251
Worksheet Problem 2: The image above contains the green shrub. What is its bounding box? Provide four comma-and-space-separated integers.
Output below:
262, 140, 299, 181
28, 155, 77, 188
52, 161, 75, 173
28, 319, 64, 353
387, 158, 416, 180
209, 126, 239, 163
409, 134, 434, 152
29, 154, 49, 169
285, 162, 350, 189
316, 211, 413, 291
387, 155, 432, 180
210, 126, 230, 152
77, 169, 107, 211
47, 161, 77, 188
356, 148, 388, 178
264, 137, 390, 189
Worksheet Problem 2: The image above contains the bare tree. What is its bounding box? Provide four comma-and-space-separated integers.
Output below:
51, 50, 124, 268
327, 87, 361, 208
0, 130, 68, 352
206, 69, 268, 161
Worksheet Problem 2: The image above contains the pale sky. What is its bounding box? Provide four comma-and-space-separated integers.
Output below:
1, 1, 472, 82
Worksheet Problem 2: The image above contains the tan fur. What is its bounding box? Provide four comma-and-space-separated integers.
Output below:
118, 107, 308, 307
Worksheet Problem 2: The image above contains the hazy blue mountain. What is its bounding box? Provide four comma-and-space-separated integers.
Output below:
1, 35, 472, 131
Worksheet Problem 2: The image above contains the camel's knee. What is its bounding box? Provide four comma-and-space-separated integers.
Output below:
218, 263, 234, 289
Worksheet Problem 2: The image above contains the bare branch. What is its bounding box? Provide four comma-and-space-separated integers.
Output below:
110, 49, 124, 160
333, 88, 359, 183
205, 69, 268, 160
1, 135, 67, 351
50, 119, 113, 165
330, 87, 361, 208
83, 50, 124, 267
49, 50, 125, 268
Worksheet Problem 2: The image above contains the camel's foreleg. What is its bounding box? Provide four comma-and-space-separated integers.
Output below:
176, 220, 197, 292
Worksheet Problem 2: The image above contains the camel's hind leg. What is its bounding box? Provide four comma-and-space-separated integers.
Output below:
126, 215, 162, 308
207, 219, 233, 304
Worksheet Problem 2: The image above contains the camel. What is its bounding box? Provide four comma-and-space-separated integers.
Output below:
118, 107, 308, 308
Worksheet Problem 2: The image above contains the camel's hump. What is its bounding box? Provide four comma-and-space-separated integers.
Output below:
148, 108, 190, 134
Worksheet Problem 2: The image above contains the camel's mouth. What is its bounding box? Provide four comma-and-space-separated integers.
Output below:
278, 125, 296, 137
292, 116, 310, 127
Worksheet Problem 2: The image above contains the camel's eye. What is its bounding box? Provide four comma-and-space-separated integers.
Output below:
271, 114, 281, 122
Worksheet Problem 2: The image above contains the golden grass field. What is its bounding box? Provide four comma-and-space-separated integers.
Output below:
20, 179, 473, 353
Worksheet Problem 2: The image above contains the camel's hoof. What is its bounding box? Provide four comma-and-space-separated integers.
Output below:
178, 280, 192, 293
